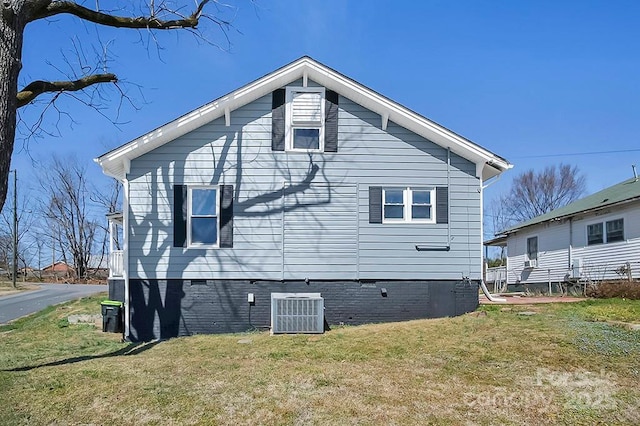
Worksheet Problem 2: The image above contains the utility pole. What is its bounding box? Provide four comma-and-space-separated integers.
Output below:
12, 170, 17, 289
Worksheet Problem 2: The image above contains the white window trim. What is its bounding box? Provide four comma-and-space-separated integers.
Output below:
382, 187, 436, 224
586, 217, 625, 246
187, 185, 220, 248
285, 86, 325, 152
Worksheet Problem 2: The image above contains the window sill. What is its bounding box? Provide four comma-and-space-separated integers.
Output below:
187, 244, 221, 249
381, 220, 436, 225
285, 148, 324, 153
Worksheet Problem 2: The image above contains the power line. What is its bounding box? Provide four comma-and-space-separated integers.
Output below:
509, 148, 640, 159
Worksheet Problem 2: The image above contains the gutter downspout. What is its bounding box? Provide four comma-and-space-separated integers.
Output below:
447, 148, 451, 247
479, 161, 506, 303
568, 217, 573, 273
480, 280, 507, 302
122, 159, 131, 341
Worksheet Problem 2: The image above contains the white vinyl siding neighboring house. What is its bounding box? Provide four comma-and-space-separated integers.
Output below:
490, 178, 640, 287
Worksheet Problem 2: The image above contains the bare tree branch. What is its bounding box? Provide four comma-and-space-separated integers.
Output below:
26, 0, 210, 28
17, 73, 117, 108
498, 163, 586, 229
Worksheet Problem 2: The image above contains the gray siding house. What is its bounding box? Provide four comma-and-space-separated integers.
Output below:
96, 57, 511, 341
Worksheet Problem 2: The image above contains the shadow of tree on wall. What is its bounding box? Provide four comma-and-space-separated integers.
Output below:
128, 99, 336, 341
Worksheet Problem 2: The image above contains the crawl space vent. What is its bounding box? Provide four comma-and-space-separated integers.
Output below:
270, 293, 324, 334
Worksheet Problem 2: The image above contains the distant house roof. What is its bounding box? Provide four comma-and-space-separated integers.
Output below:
500, 177, 640, 235
41, 261, 74, 272
95, 56, 512, 181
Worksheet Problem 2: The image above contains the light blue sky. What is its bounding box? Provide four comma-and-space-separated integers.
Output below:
12, 0, 640, 238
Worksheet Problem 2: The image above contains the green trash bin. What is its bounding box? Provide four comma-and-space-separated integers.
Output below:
101, 300, 123, 333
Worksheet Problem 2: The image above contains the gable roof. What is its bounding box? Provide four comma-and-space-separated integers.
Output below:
95, 56, 512, 180
41, 261, 74, 271
501, 177, 640, 234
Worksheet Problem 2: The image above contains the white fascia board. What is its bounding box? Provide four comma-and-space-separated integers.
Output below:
95, 59, 311, 178
95, 57, 512, 180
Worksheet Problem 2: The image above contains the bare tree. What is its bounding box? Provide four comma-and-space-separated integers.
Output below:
0, 231, 11, 271
0, 0, 236, 213
39, 156, 101, 280
0, 183, 37, 278
499, 163, 586, 227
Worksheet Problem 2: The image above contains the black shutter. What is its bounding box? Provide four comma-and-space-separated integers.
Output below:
173, 185, 188, 247
369, 186, 383, 224
271, 89, 286, 151
219, 185, 234, 248
436, 186, 449, 224
324, 90, 339, 152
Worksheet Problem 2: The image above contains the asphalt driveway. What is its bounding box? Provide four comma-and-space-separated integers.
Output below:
0, 283, 107, 324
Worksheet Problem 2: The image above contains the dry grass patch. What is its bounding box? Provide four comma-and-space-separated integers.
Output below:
0, 280, 39, 296
1, 297, 639, 425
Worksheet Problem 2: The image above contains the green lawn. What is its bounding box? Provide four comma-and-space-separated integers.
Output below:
1, 295, 639, 425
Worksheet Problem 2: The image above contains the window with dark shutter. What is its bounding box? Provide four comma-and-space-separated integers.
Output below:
174, 184, 234, 249
274, 86, 339, 153
372, 186, 448, 224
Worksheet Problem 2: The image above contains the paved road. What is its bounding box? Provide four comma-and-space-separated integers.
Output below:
0, 284, 108, 324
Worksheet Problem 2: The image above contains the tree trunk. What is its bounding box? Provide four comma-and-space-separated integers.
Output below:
0, 5, 26, 212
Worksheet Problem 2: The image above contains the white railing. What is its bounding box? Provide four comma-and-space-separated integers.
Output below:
109, 250, 124, 278
486, 266, 507, 293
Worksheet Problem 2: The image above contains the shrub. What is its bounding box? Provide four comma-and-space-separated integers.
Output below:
586, 280, 640, 300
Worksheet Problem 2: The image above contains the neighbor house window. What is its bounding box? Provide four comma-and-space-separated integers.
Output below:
587, 218, 624, 245
382, 187, 435, 223
188, 186, 219, 246
526, 236, 538, 261
286, 87, 324, 151
606, 218, 624, 242
587, 223, 603, 245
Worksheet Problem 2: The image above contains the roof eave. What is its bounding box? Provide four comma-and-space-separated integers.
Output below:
503, 195, 640, 235
95, 57, 512, 179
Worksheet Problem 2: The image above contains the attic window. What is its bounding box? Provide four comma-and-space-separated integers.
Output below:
286, 87, 325, 151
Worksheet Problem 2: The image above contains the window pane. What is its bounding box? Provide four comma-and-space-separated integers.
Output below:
384, 190, 404, 204
293, 128, 320, 150
192, 189, 217, 216
412, 205, 431, 219
191, 217, 218, 245
587, 223, 603, 245
606, 219, 624, 243
527, 237, 538, 260
412, 190, 431, 205
384, 205, 404, 219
